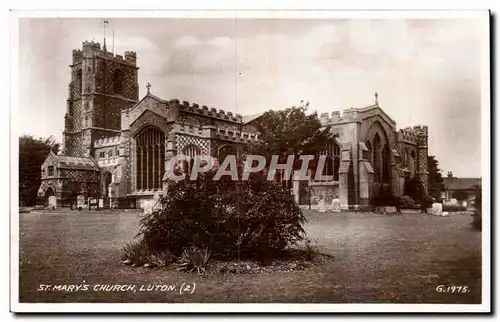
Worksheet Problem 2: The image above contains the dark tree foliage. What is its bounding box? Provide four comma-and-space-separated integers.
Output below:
452, 189, 469, 202
427, 155, 445, 202
137, 164, 307, 261
19, 135, 60, 206
248, 101, 338, 190
404, 177, 426, 204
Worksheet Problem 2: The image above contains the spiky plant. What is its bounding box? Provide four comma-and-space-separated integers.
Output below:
121, 240, 151, 266
146, 251, 175, 268
175, 246, 211, 275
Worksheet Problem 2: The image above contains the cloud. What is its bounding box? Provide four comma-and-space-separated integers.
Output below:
157, 36, 236, 75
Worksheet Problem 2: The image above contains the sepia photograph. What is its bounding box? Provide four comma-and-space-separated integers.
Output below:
10, 10, 490, 313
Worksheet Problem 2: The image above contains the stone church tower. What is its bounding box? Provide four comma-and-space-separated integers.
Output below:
63, 40, 139, 157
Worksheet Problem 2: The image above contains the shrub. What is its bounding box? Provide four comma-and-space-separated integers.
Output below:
137, 168, 307, 260
405, 178, 425, 203
373, 190, 398, 207
443, 204, 467, 212
147, 251, 176, 268
121, 240, 152, 266
175, 246, 211, 275
399, 195, 416, 209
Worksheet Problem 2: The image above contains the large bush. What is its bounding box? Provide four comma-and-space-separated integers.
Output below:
443, 204, 467, 212
404, 178, 425, 203
137, 168, 307, 261
399, 195, 416, 209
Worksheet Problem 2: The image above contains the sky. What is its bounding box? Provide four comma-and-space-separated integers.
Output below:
17, 17, 483, 177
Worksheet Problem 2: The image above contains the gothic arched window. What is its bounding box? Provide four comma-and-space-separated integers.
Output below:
135, 127, 165, 190
373, 133, 381, 183
314, 141, 341, 181
113, 69, 124, 94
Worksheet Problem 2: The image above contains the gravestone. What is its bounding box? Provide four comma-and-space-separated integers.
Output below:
48, 196, 57, 209
331, 198, 341, 212
385, 206, 397, 214
143, 200, 153, 215
450, 198, 458, 205
152, 191, 162, 211
317, 199, 326, 213
88, 198, 98, 210
431, 203, 443, 216
76, 195, 85, 210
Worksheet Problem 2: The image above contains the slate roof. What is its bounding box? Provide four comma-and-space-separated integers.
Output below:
443, 177, 481, 191
44, 151, 99, 170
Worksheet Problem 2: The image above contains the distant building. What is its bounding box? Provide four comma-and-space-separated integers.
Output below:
441, 171, 481, 203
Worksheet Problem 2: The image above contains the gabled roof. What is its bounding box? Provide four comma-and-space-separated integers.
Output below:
443, 177, 481, 191
129, 108, 166, 127
242, 112, 265, 124
42, 151, 99, 171
358, 104, 397, 126
129, 92, 167, 112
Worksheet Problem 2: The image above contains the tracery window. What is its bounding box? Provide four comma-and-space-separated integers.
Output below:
135, 127, 165, 190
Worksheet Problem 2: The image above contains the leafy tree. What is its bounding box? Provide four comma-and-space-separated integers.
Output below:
404, 177, 426, 204
452, 189, 469, 202
248, 101, 338, 190
427, 155, 445, 202
19, 135, 60, 206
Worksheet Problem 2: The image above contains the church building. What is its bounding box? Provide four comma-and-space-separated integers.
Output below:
37, 40, 429, 210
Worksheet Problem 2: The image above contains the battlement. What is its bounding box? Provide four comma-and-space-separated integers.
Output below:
169, 99, 242, 123
94, 135, 121, 147
72, 41, 137, 66
319, 111, 342, 125
397, 125, 428, 145
72, 49, 83, 63
83, 40, 101, 48
412, 125, 428, 136
176, 124, 259, 143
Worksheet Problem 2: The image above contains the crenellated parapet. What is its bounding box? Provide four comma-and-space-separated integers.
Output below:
94, 135, 121, 148
397, 125, 428, 145
72, 49, 83, 64
397, 127, 417, 144
72, 41, 137, 67
413, 125, 428, 136
169, 99, 242, 123
319, 111, 341, 125
175, 123, 259, 144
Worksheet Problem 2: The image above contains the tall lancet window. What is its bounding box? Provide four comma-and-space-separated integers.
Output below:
135, 127, 165, 190
113, 69, 124, 94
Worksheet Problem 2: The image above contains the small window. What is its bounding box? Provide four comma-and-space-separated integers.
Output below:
99, 152, 105, 159
77, 69, 83, 93
108, 150, 113, 158
47, 166, 54, 177
113, 69, 124, 94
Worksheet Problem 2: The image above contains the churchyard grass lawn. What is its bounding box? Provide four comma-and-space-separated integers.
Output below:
18, 209, 482, 303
